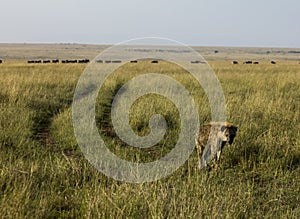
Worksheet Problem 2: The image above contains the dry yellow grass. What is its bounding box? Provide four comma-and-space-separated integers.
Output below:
0, 59, 299, 218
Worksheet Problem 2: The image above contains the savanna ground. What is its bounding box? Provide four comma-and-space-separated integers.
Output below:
0, 45, 299, 218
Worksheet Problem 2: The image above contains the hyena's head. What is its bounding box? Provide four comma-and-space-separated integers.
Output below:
219, 122, 238, 145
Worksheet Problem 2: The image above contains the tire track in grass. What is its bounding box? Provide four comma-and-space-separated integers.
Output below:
28, 91, 74, 155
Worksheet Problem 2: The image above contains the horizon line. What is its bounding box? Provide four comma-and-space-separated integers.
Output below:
0, 42, 300, 50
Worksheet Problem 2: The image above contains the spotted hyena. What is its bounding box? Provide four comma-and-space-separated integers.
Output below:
195, 122, 238, 169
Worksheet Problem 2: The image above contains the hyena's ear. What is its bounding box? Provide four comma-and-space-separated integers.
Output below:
229, 126, 238, 145
220, 125, 226, 132
228, 138, 234, 145
234, 126, 238, 132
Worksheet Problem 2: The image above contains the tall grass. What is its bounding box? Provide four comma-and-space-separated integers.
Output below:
0, 61, 299, 218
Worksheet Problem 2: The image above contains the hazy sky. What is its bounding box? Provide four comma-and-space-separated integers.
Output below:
1, 0, 299, 48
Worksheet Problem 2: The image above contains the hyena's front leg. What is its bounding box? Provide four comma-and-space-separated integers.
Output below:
216, 149, 222, 162
213, 141, 226, 168
195, 140, 204, 168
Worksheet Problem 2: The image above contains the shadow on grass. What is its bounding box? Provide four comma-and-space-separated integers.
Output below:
95, 82, 181, 163
27, 86, 74, 147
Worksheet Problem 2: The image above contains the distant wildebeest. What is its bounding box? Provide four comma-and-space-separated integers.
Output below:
0, 59, 2, 64
191, 60, 203, 64
253, 61, 259, 64
151, 60, 159, 63
271, 61, 276, 64
130, 60, 138, 63
105, 60, 111, 63
27, 60, 35, 64
62, 60, 67, 63
52, 59, 59, 63
243, 61, 253, 64
96, 59, 103, 63
66, 60, 77, 63
78, 59, 90, 63
43, 60, 51, 63
112, 60, 122, 63
232, 61, 239, 64
34, 60, 42, 63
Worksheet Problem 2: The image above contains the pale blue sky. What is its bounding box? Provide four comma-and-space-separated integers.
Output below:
1, 0, 299, 47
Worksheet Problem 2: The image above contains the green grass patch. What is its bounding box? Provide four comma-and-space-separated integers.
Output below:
0, 61, 299, 218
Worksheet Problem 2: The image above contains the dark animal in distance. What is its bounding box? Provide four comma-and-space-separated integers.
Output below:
271, 61, 276, 64
232, 61, 239, 64
253, 61, 259, 64
130, 60, 138, 63
27, 60, 42, 63
0, 59, 3, 64
191, 60, 205, 64
151, 60, 159, 63
28, 60, 54, 64
243, 61, 253, 64
62, 60, 77, 63
112, 60, 122, 63
78, 59, 90, 63
26, 58, 93, 64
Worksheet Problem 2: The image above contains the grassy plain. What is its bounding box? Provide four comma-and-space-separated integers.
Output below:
0, 56, 299, 218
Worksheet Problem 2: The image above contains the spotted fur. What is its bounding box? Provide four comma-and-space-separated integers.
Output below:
195, 122, 238, 168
